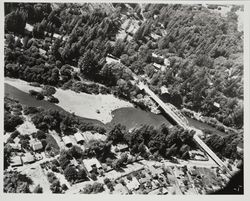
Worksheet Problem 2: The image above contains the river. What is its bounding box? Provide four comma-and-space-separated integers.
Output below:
4, 83, 105, 127
5, 82, 226, 135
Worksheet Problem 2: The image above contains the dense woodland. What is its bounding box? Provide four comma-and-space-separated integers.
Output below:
4, 3, 243, 130
4, 3, 243, 170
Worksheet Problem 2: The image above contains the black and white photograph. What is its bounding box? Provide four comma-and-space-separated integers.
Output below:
2, 0, 248, 196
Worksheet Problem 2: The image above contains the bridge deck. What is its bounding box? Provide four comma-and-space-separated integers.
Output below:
138, 82, 232, 176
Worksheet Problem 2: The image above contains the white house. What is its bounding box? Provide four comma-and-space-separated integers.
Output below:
213, 102, 220, 108
22, 153, 35, 164
62, 136, 73, 147
126, 177, 140, 191
160, 86, 170, 94
82, 158, 102, 173
74, 132, 84, 144
10, 156, 23, 167
31, 141, 43, 151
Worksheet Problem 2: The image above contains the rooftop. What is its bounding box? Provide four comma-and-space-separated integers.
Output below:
113, 183, 128, 194
126, 177, 140, 191
82, 158, 102, 172
213, 102, 220, 108
31, 141, 43, 151
74, 132, 84, 143
10, 156, 22, 167
148, 187, 168, 195
62, 136, 73, 146
160, 86, 169, 94
22, 152, 35, 164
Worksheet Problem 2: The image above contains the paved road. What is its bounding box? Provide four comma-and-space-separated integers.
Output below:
138, 82, 189, 129
136, 81, 232, 176
193, 134, 232, 176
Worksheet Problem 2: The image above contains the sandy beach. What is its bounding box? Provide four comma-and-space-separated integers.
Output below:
5, 77, 42, 93
5, 77, 134, 123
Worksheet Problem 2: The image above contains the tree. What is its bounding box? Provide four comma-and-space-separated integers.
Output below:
5, 34, 15, 49
4, 113, 24, 132
120, 152, 128, 164
4, 145, 12, 169
4, 171, 33, 193
5, 10, 26, 34
112, 39, 125, 57
112, 159, 123, 170
92, 182, 105, 193
50, 180, 62, 193
36, 130, 46, 140
77, 169, 87, 181
83, 184, 93, 194
61, 184, 68, 191
42, 85, 56, 96
69, 145, 83, 159
78, 50, 99, 79
58, 150, 72, 170
64, 166, 78, 182
107, 124, 127, 144
33, 185, 43, 193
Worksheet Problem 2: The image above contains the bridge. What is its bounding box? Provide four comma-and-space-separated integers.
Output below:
138, 81, 189, 129
137, 81, 232, 176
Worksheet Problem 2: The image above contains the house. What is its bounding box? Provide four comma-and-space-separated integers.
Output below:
152, 53, 164, 59
153, 63, 167, 72
106, 56, 120, 64
10, 156, 23, 167
82, 158, 102, 173
116, 144, 129, 152
150, 33, 161, 41
164, 58, 170, 66
62, 136, 73, 147
70, 158, 79, 167
139, 177, 148, 184
22, 153, 35, 164
39, 48, 46, 55
9, 143, 22, 151
126, 177, 140, 191
149, 166, 164, 177
74, 132, 84, 144
82, 131, 94, 143
189, 150, 208, 161
31, 141, 43, 152
113, 183, 129, 195
213, 102, 220, 108
160, 86, 169, 95
154, 168, 164, 175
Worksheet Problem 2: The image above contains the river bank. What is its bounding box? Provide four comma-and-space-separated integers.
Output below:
5, 77, 133, 124
5, 77, 233, 136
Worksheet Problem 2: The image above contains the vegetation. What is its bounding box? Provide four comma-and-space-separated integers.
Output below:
82, 182, 105, 194
3, 2, 244, 194
4, 3, 243, 129
4, 171, 33, 193
204, 131, 242, 159
4, 110, 24, 132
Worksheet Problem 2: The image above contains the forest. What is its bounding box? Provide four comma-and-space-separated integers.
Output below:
4, 3, 243, 130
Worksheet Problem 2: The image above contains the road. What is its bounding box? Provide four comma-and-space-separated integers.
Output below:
136, 81, 232, 177
138, 82, 189, 129
193, 134, 232, 176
